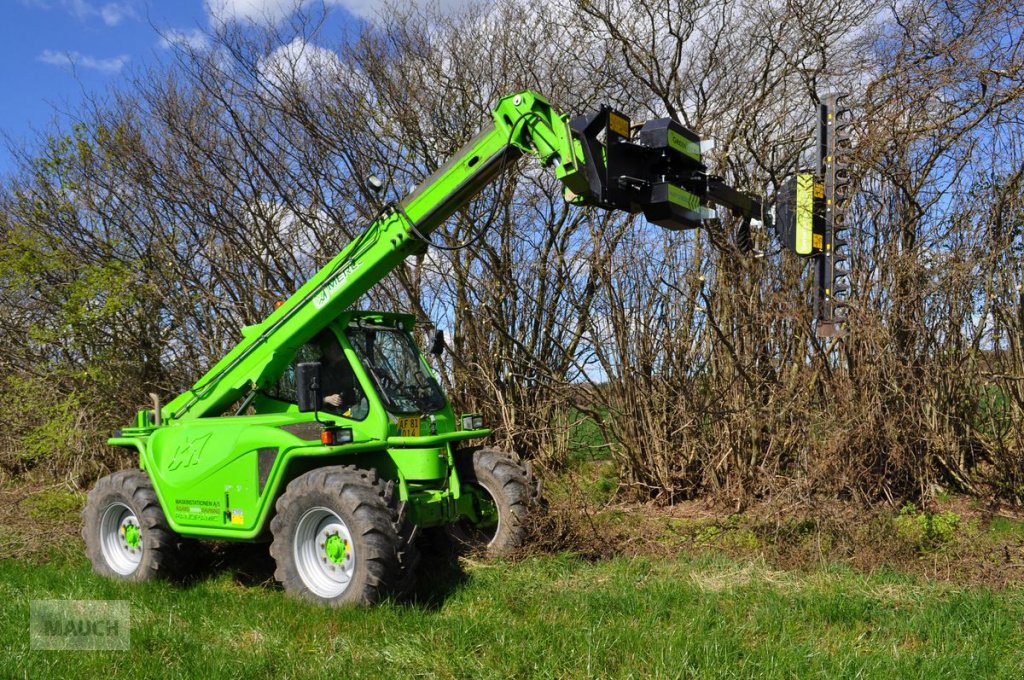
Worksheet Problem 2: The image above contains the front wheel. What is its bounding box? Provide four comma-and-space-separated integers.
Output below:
270, 466, 416, 606
82, 469, 186, 581
448, 447, 540, 555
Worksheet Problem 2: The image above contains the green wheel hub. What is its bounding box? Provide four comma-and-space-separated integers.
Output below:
324, 533, 347, 565
123, 522, 141, 550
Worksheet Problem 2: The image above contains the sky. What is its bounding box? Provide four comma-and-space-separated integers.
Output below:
0, 0, 430, 175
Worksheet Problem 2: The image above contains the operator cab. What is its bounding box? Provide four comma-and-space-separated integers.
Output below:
346, 319, 446, 415
267, 312, 447, 422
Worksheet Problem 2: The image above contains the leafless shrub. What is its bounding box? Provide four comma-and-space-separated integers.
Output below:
1, 0, 1021, 505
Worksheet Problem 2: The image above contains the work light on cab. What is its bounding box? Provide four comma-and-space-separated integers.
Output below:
461, 414, 485, 430
321, 427, 353, 446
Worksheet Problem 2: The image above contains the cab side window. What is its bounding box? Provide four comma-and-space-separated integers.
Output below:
268, 333, 369, 420
273, 343, 321, 404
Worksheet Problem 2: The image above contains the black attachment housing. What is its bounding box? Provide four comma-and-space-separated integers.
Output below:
569, 107, 763, 231
815, 93, 853, 337
573, 107, 741, 231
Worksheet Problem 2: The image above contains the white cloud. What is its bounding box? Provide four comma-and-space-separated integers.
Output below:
97, 2, 132, 25
205, 0, 473, 24
333, 0, 474, 20
158, 28, 212, 52
20, 0, 136, 26
38, 49, 130, 74
61, 0, 135, 26
328, 0, 385, 19
258, 38, 341, 92
205, 0, 314, 25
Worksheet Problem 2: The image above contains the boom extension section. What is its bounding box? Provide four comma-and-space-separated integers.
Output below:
164, 91, 771, 422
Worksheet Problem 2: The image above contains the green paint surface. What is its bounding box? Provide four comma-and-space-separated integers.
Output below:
324, 534, 346, 565
123, 524, 140, 550
668, 184, 701, 212
667, 129, 702, 163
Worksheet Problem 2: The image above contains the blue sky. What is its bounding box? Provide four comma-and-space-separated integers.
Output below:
0, 1, 206, 172
0, 0, 412, 174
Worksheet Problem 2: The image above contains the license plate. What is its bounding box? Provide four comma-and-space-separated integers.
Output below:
397, 416, 421, 437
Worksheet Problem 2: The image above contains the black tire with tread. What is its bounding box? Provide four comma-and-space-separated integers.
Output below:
269, 465, 418, 606
82, 469, 186, 581
448, 446, 539, 554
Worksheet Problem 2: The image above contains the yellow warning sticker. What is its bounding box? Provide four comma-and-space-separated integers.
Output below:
608, 112, 630, 138
796, 174, 814, 255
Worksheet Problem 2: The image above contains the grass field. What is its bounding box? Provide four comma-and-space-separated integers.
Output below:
2, 543, 1024, 679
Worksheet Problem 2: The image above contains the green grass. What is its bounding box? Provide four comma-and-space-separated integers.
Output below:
989, 515, 1024, 542
566, 407, 611, 461
2, 549, 1024, 679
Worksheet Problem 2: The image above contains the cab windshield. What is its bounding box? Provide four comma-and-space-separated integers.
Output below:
346, 324, 446, 415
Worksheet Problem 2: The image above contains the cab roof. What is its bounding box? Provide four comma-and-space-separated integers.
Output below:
335, 310, 417, 331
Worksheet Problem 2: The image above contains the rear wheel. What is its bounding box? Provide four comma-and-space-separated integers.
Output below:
270, 466, 416, 606
447, 447, 539, 554
82, 469, 185, 581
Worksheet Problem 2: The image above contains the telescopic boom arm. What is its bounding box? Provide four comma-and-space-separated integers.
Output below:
164, 90, 772, 422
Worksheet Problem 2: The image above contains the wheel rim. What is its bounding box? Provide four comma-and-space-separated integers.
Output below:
479, 479, 502, 548
100, 502, 143, 575
294, 506, 356, 598
458, 480, 501, 548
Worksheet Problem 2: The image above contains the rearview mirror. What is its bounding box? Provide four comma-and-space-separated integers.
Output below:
429, 330, 444, 356
296, 362, 323, 413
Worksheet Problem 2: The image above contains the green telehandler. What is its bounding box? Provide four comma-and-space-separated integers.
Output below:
82, 90, 851, 605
